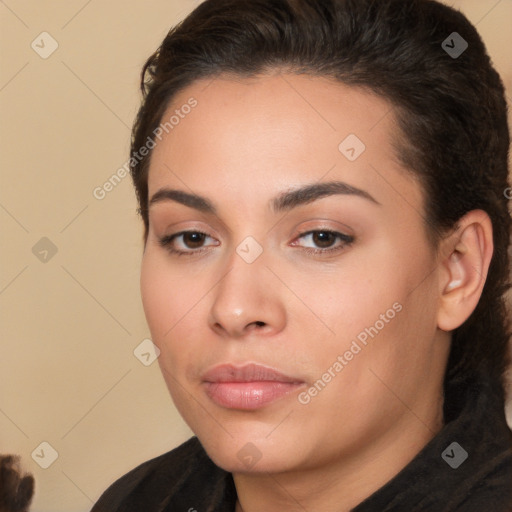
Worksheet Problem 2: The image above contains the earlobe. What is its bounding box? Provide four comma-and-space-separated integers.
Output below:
437, 210, 493, 332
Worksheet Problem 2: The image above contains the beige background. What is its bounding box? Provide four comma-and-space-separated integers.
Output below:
0, 1, 511, 511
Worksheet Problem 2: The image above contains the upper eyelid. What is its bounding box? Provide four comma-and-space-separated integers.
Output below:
167, 227, 350, 238
157, 216, 354, 237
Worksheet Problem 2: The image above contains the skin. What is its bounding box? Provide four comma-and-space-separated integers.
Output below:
140, 72, 493, 511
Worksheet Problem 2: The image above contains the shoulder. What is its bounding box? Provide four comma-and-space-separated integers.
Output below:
90, 436, 226, 511
455, 443, 512, 511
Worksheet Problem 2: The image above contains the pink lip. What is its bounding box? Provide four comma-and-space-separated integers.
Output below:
202, 363, 305, 410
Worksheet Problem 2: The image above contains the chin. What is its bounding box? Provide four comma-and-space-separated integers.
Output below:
205, 443, 294, 474
195, 427, 307, 474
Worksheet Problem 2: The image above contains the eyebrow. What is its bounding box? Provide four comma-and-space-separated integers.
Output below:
148, 180, 380, 215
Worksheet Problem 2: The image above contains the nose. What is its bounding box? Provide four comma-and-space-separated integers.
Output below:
208, 246, 286, 339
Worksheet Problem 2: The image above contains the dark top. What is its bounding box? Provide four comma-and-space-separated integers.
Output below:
91, 372, 512, 511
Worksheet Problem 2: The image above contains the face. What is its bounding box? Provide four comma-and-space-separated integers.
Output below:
140, 73, 450, 475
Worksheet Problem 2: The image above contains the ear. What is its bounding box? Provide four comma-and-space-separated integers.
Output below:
437, 210, 494, 332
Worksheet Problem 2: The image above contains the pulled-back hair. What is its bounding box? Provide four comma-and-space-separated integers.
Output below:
129, 0, 511, 416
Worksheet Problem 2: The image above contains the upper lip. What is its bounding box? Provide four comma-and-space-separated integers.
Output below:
201, 363, 303, 383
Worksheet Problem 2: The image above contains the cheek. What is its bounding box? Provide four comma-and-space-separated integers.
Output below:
140, 253, 195, 344
140, 252, 211, 374
140, 255, 169, 339
140, 255, 198, 396
288, 246, 402, 345
292, 234, 436, 369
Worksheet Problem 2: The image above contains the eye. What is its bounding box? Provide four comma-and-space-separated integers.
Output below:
158, 230, 218, 256
158, 228, 354, 257
291, 229, 354, 255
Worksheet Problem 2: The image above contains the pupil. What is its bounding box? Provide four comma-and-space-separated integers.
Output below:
314, 231, 334, 248
186, 233, 204, 248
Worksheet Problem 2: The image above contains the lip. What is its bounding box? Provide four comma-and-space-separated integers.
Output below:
202, 363, 302, 383
202, 363, 305, 410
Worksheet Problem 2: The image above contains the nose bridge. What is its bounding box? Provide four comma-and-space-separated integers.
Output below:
208, 236, 285, 337
214, 236, 268, 313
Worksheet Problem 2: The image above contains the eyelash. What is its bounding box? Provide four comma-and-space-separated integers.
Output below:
158, 229, 354, 257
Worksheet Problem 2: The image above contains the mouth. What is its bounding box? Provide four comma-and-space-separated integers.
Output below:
201, 363, 305, 410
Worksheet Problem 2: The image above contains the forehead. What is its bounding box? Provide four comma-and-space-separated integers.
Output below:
147, 73, 423, 219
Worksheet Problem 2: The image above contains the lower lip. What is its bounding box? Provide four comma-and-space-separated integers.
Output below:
203, 381, 303, 410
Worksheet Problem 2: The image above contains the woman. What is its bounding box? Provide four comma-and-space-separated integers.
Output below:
91, 0, 512, 510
